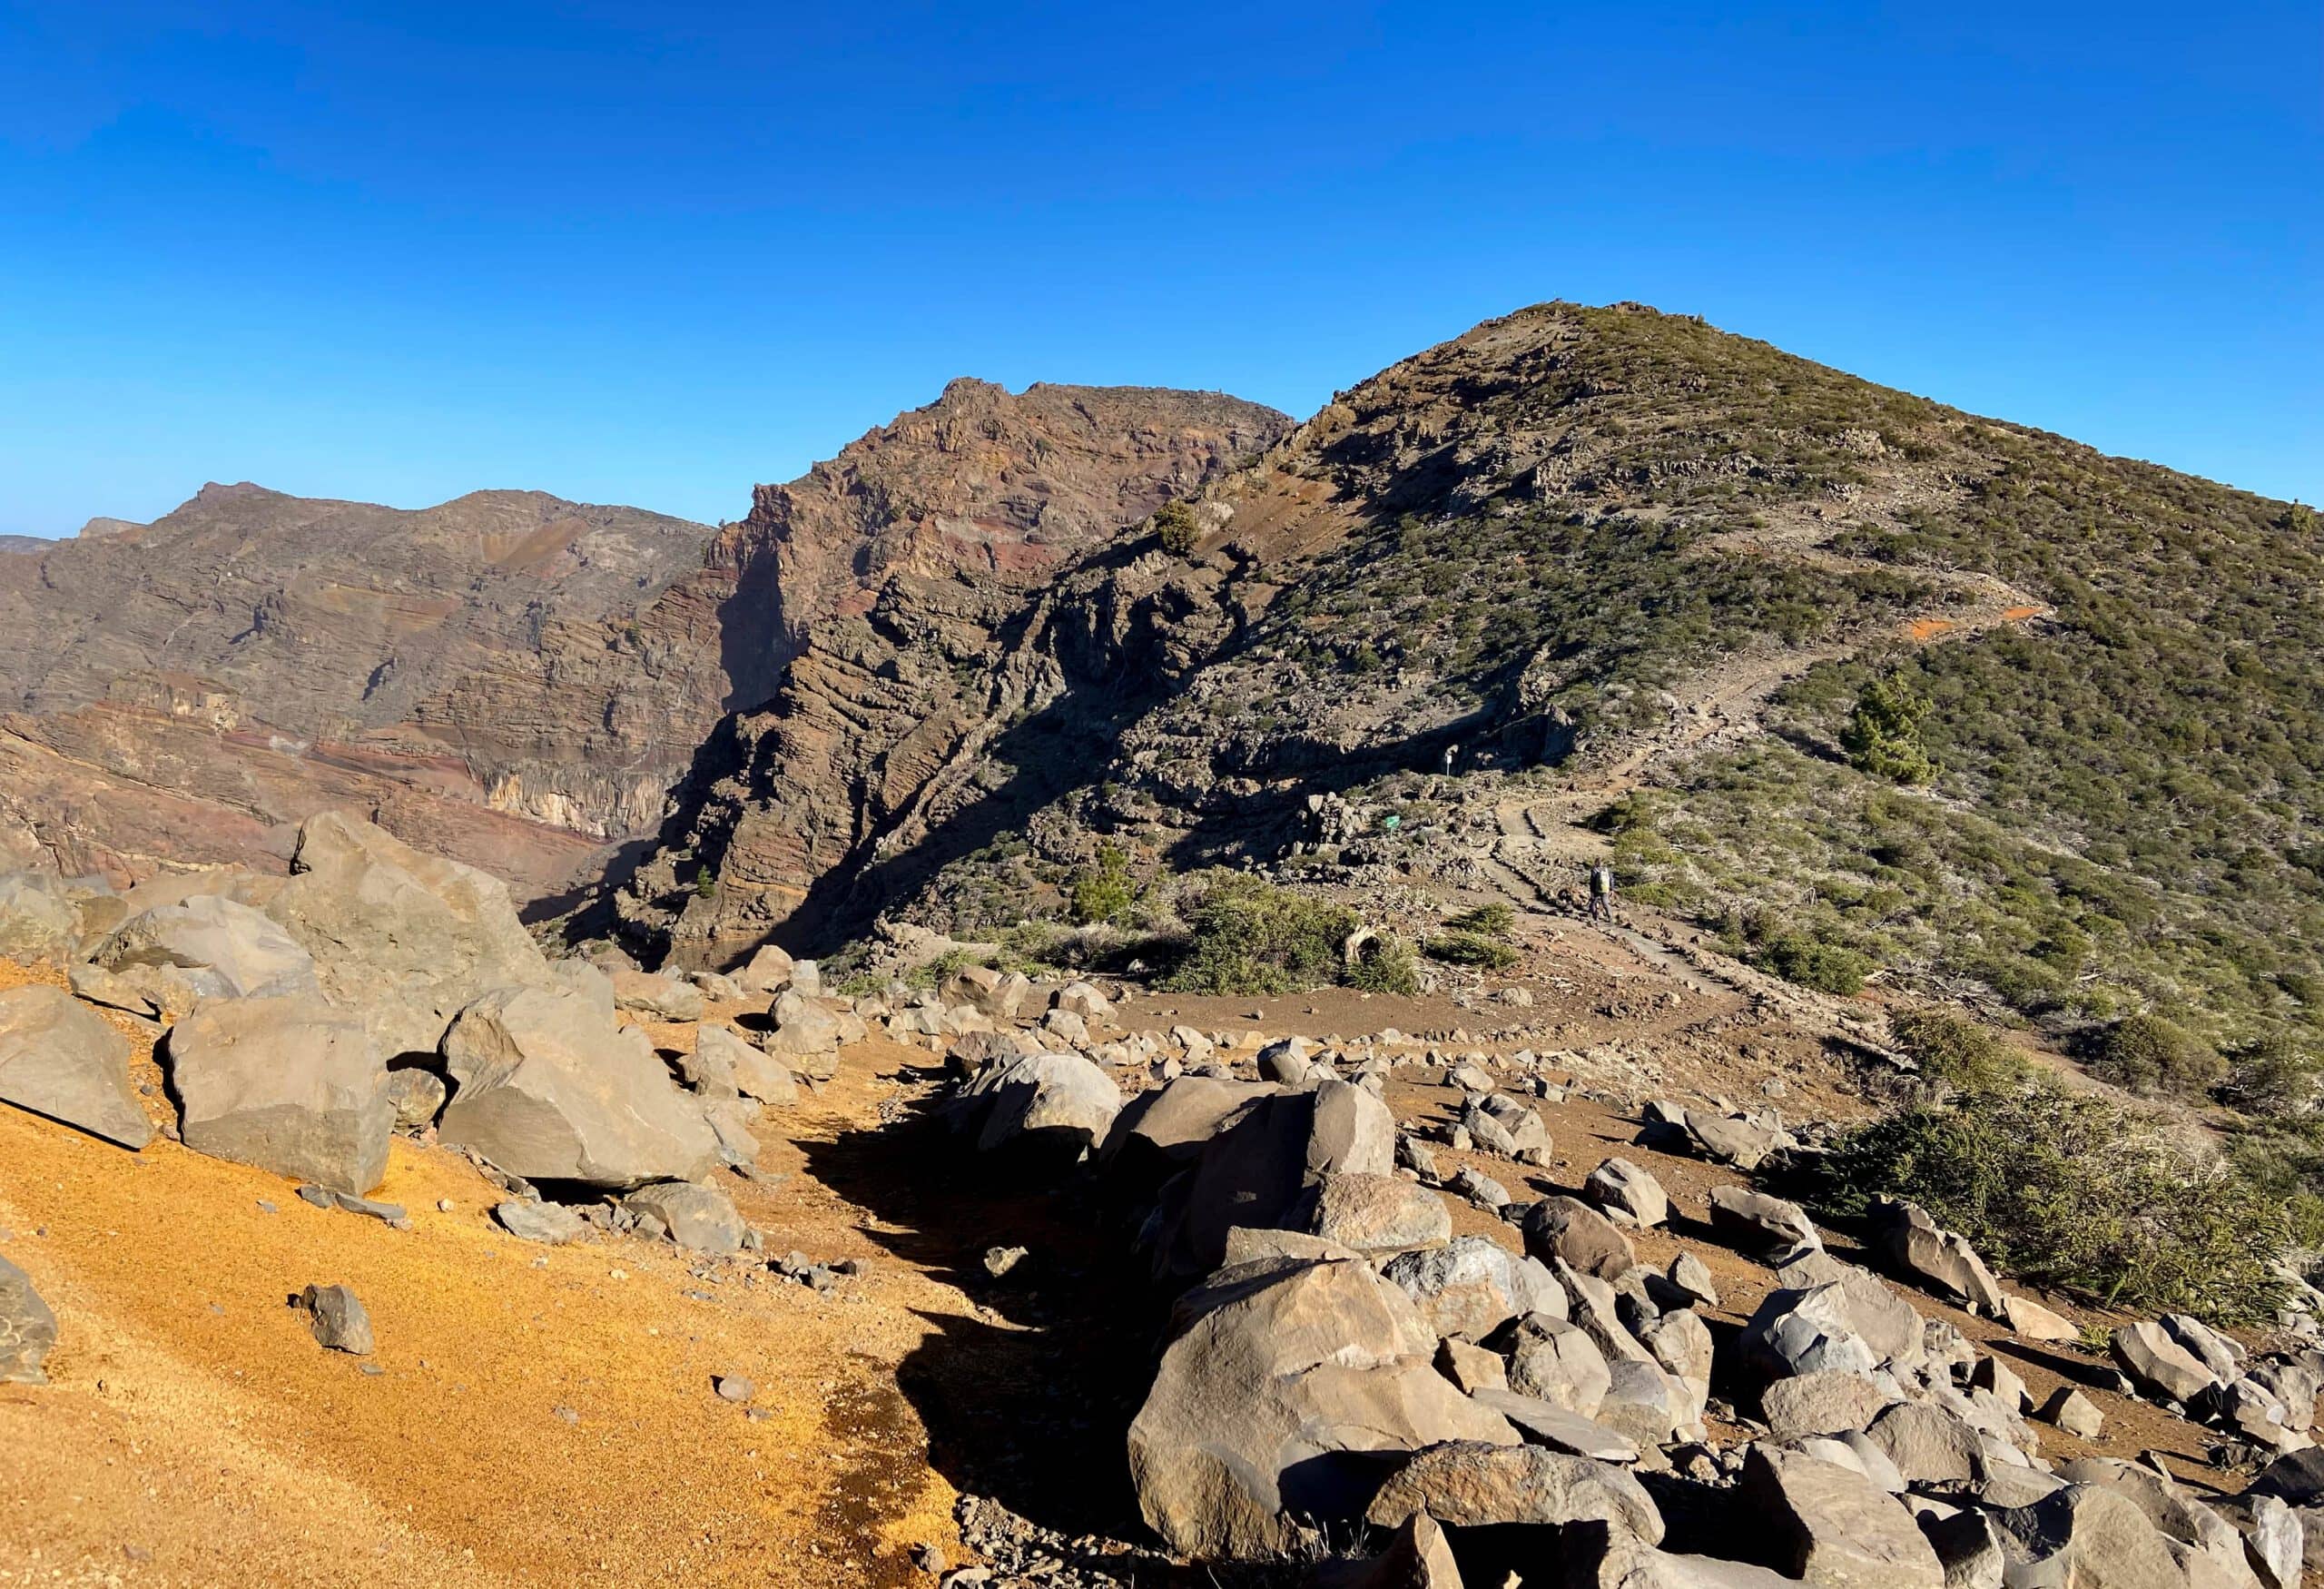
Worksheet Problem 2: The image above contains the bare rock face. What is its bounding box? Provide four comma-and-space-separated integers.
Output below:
0, 983, 151, 1149
1126, 1252, 1519, 1559
438, 984, 719, 1189
167, 994, 392, 1196
613, 381, 1289, 964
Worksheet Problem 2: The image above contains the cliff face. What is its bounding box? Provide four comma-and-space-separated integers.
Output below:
611, 382, 1290, 962
0, 383, 1285, 900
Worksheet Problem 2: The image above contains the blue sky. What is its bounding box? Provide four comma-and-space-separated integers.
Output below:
1, 2, 2315, 536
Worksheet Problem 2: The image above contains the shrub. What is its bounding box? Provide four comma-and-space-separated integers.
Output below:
1840, 676, 1935, 785
1807, 1076, 2288, 1321
1424, 933, 1519, 970
1068, 842, 1136, 925
2222, 1032, 2324, 1115
1161, 873, 1357, 995
1347, 933, 1421, 994
1757, 934, 1870, 996
1445, 903, 1516, 937
1888, 1008, 2029, 1095
2083, 1013, 2224, 1099
1152, 499, 1199, 557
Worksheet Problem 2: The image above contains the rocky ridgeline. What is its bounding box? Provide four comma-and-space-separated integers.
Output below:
924, 1011, 2324, 1589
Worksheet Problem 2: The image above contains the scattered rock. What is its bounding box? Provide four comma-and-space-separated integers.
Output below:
982, 1246, 1029, 1278
1584, 1157, 1670, 1228
1708, 1184, 1822, 1265
623, 1181, 746, 1255
1742, 1443, 1944, 1589
2112, 1320, 2222, 1406
1870, 1199, 2005, 1316
2000, 1292, 2079, 1343
299, 1283, 374, 1355
382, 1067, 448, 1130
1684, 1110, 1780, 1171
1522, 1196, 1639, 1280
1365, 1440, 1663, 1539
608, 966, 704, 1022
714, 1374, 754, 1404
493, 1199, 587, 1245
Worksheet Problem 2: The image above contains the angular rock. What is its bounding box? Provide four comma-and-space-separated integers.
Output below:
1366, 1440, 1662, 1540
955, 1051, 1121, 1164
1667, 1251, 1720, 1309
1742, 1443, 1944, 1589
1762, 1370, 1901, 1439
1462, 1093, 1551, 1162
735, 943, 796, 996
1467, 1386, 1640, 1463
1708, 1185, 1822, 1265
1871, 1200, 2006, 1316
262, 812, 552, 1055
623, 1181, 745, 1255
1990, 1485, 2197, 1589
300, 1283, 373, 1355
0, 1255, 57, 1385
2112, 1320, 2223, 1406
1585, 1158, 1670, 1228
493, 1199, 587, 1244
1438, 1337, 1508, 1394
383, 1067, 447, 1130
761, 989, 843, 1076
0, 983, 150, 1149
100, 893, 320, 1004
1742, 1270, 1925, 1384
1127, 1254, 1518, 1558
608, 966, 704, 1022
1867, 1402, 1985, 1487
0, 872, 88, 963
1685, 1110, 1780, 1171
2000, 1291, 2079, 1344
2039, 1385, 2105, 1440
1054, 982, 1110, 1021
1098, 1075, 1275, 1195
1450, 1165, 1512, 1211
1506, 1313, 1612, 1416
1258, 1036, 1318, 1086
1308, 1514, 1463, 1589
168, 994, 391, 1195
1915, 1506, 2005, 1589
439, 984, 719, 1189
1524, 1197, 1640, 1282
1302, 1173, 1452, 1258
694, 1023, 798, 1105
1149, 1080, 1393, 1278
1384, 1237, 1551, 1343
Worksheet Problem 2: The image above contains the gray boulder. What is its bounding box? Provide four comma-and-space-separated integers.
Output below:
1301, 1173, 1452, 1258
1585, 1157, 1670, 1228
1506, 1313, 1613, 1416
0, 1255, 57, 1384
1258, 1036, 1318, 1085
1685, 1110, 1781, 1171
955, 1051, 1121, 1163
1742, 1270, 1926, 1384
2112, 1320, 2222, 1405
1523, 1196, 1639, 1280
382, 1067, 447, 1130
1365, 1440, 1662, 1539
0, 983, 150, 1149
439, 984, 719, 1189
761, 989, 843, 1078
1867, 1402, 1985, 1487
1098, 1075, 1277, 1196
693, 1023, 797, 1105
1871, 1200, 2006, 1316
262, 811, 551, 1055
1384, 1237, 1558, 1343
99, 893, 319, 1002
168, 994, 391, 1195
1148, 1080, 1393, 1278
1127, 1252, 1518, 1558
1763, 1370, 1902, 1440
1990, 1485, 2200, 1589
2039, 1386, 2105, 1440
734, 943, 796, 995
1462, 1093, 1551, 1162
1708, 1185, 1822, 1264
624, 1180, 746, 1254
1743, 1443, 1944, 1589
1467, 1386, 1640, 1463
493, 1199, 587, 1244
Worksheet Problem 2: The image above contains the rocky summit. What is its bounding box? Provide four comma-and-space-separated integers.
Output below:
4, 306, 2323, 1589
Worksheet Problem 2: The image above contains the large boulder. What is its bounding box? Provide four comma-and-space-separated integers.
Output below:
0, 872, 93, 963
1585, 1158, 1670, 1228
0, 984, 150, 1149
608, 967, 704, 1022
1708, 1185, 1822, 1264
438, 984, 719, 1189
1869, 1201, 2005, 1316
1300, 1173, 1452, 1258
734, 943, 796, 996
1763, 1370, 1902, 1440
688, 1023, 798, 1105
1365, 1440, 1663, 1539
1099, 1075, 1278, 1197
1742, 1270, 1926, 1385
98, 893, 319, 1002
1384, 1237, 1560, 1343
261, 813, 550, 1055
2112, 1320, 2223, 1406
0, 1255, 59, 1384
1506, 1313, 1614, 1416
1685, 1110, 1782, 1171
956, 1051, 1122, 1163
1742, 1444, 1945, 1589
1989, 1485, 2201, 1589
166, 994, 391, 1195
1523, 1197, 1639, 1280
1127, 1253, 1519, 1559
1149, 1080, 1395, 1278
1462, 1093, 1551, 1162
761, 990, 843, 1079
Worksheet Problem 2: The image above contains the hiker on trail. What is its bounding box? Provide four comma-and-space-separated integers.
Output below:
1588, 863, 1616, 923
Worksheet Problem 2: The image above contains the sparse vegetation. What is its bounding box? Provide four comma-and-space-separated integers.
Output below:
1152, 499, 1198, 557
1068, 842, 1137, 925
2080, 1013, 2224, 1100
1809, 1074, 2287, 1321
1840, 676, 1935, 785
1423, 933, 1518, 970
1888, 1008, 2030, 1096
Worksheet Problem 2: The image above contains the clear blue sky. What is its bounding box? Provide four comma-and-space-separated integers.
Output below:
1, 2, 2315, 537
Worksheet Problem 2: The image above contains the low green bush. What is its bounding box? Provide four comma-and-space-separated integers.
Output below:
1152, 499, 1198, 557
1757, 934, 1871, 996
2082, 1013, 2224, 1100
1888, 1008, 2029, 1095
1807, 1076, 2288, 1321
1424, 933, 1519, 970
1347, 933, 1421, 995
1068, 842, 1137, 925
1161, 873, 1358, 995
1445, 902, 1516, 936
